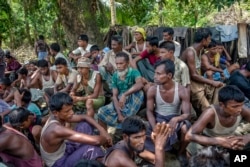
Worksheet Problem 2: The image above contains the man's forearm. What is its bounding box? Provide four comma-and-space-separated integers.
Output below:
123, 83, 143, 97
155, 146, 165, 167
82, 115, 107, 134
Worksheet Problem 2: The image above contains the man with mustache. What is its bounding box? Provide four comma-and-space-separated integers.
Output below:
103, 116, 171, 167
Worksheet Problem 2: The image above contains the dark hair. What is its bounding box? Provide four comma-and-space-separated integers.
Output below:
207, 39, 217, 49
55, 57, 67, 66
50, 43, 60, 52
0, 77, 11, 86
159, 41, 175, 52
146, 36, 159, 47
122, 116, 146, 136
216, 41, 223, 46
29, 60, 37, 66
245, 61, 250, 71
73, 160, 106, 167
49, 92, 73, 112
37, 59, 49, 68
9, 107, 33, 126
116, 52, 129, 63
154, 59, 175, 78
78, 34, 89, 42
18, 68, 28, 76
90, 45, 100, 52
19, 89, 32, 104
163, 27, 174, 36
194, 28, 212, 43
218, 85, 245, 105
111, 35, 123, 45
38, 35, 44, 40
5, 50, 12, 59
189, 146, 229, 167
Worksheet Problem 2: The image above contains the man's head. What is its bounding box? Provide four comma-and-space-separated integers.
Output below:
216, 41, 224, 54
194, 28, 212, 47
189, 146, 229, 167
218, 85, 245, 117
146, 36, 159, 54
115, 52, 130, 78
154, 59, 175, 85
17, 68, 28, 79
50, 43, 60, 56
90, 45, 100, 58
207, 39, 218, 56
49, 92, 74, 121
77, 57, 91, 75
134, 27, 146, 41
159, 41, 175, 60
111, 35, 123, 53
5, 52, 14, 64
55, 57, 68, 75
37, 59, 49, 75
28, 60, 37, 72
162, 27, 174, 41
122, 116, 146, 153
18, 89, 32, 106
0, 77, 11, 90
9, 107, 34, 129
77, 34, 89, 48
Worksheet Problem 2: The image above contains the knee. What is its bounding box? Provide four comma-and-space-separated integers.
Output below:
181, 124, 188, 134
206, 70, 213, 77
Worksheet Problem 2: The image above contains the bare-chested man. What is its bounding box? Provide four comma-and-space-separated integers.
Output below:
0, 116, 42, 167
181, 28, 224, 115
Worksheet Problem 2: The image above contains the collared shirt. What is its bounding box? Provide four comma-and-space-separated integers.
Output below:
55, 69, 78, 87
99, 50, 132, 69
72, 44, 92, 56
173, 57, 190, 87
112, 68, 141, 94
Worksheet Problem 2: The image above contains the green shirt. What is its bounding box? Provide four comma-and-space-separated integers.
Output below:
112, 68, 141, 94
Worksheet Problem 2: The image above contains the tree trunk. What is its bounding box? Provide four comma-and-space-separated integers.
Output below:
23, 1, 32, 45
56, 0, 103, 49
110, 0, 116, 26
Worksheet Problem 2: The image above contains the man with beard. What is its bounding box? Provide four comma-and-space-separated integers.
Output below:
98, 35, 132, 93
131, 36, 160, 82
181, 28, 224, 115
103, 116, 171, 167
98, 52, 144, 130
146, 59, 191, 165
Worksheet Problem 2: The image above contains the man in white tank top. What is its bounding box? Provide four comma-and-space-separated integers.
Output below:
146, 59, 191, 164
186, 85, 250, 156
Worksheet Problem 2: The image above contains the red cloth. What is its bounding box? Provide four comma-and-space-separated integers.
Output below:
140, 50, 159, 65
6, 59, 21, 71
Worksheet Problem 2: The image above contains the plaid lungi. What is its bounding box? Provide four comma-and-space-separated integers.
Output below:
98, 90, 144, 127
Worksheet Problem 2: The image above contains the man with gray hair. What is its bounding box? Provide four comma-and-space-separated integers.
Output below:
98, 35, 132, 93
